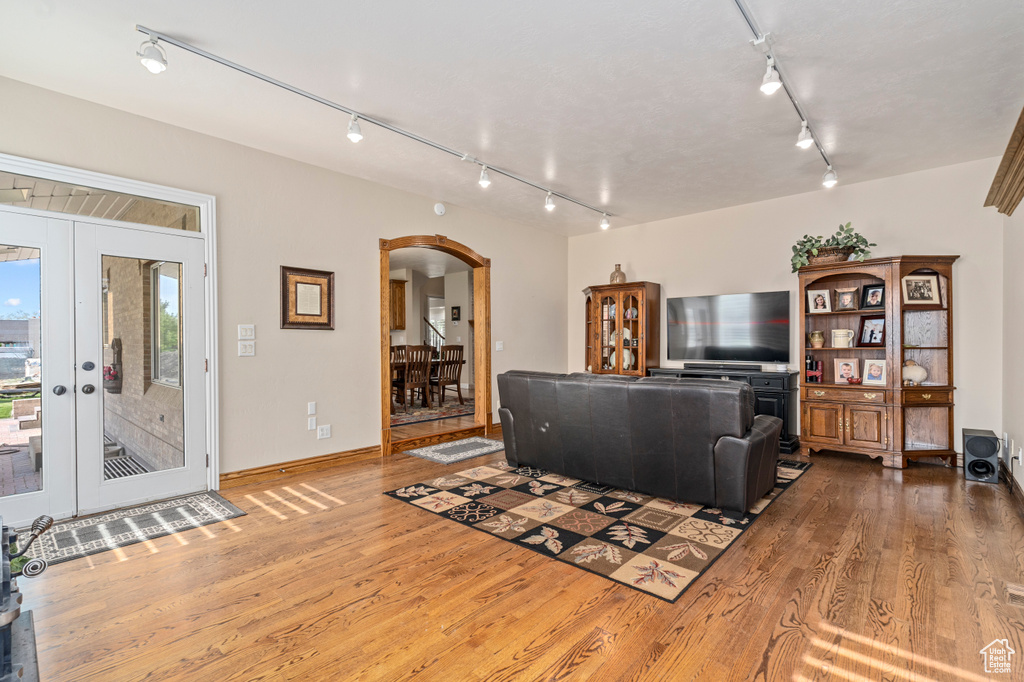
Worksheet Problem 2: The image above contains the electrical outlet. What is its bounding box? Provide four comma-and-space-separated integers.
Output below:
496, 341, 504, 351
238, 341, 255, 357
317, 424, 331, 439
308, 402, 316, 415
238, 324, 255, 340
307, 417, 316, 430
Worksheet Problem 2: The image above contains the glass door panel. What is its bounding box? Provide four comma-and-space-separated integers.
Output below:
75, 222, 206, 514
0, 209, 74, 527
600, 294, 618, 372
622, 293, 640, 372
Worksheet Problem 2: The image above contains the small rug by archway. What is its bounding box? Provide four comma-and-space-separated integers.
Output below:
384, 459, 810, 602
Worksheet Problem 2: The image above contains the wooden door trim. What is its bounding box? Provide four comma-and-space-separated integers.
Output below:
379, 235, 492, 456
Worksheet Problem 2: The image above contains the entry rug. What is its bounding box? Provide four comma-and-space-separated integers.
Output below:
19, 491, 246, 566
403, 437, 505, 465
391, 400, 475, 427
384, 459, 811, 602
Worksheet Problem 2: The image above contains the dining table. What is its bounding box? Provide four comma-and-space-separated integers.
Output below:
390, 358, 466, 414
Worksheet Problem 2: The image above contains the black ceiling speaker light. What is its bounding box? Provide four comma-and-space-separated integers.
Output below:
963, 428, 1001, 483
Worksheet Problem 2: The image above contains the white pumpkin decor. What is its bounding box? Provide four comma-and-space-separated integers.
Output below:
902, 360, 928, 386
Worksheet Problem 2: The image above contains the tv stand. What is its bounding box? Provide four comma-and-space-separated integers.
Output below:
649, 367, 799, 454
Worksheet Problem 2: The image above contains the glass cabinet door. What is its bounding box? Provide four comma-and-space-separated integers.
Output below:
620, 290, 641, 373
599, 293, 619, 372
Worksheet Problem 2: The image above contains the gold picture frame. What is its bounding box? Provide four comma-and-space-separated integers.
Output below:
281, 266, 334, 330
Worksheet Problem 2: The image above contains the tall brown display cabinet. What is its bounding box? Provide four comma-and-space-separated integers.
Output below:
584, 282, 660, 376
799, 255, 958, 469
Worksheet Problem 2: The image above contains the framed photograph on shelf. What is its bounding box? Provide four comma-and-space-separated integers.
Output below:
834, 286, 859, 311
807, 289, 832, 313
863, 360, 886, 386
834, 358, 860, 383
901, 274, 941, 305
281, 266, 335, 330
860, 284, 885, 309
857, 315, 886, 347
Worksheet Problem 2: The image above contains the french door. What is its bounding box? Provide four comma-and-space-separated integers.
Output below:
0, 208, 207, 526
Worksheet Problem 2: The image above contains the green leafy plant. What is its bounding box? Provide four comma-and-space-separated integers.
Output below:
791, 222, 876, 272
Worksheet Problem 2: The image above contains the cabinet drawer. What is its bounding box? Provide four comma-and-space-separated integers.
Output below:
902, 389, 953, 405
753, 377, 786, 390
803, 386, 887, 403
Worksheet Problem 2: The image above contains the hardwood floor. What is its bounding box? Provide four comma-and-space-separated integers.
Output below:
391, 414, 478, 441
23, 448, 1024, 681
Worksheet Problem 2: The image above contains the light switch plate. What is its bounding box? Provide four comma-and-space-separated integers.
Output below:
495, 341, 504, 351
308, 417, 316, 431
308, 401, 316, 415
238, 341, 255, 357
238, 324, 255, 340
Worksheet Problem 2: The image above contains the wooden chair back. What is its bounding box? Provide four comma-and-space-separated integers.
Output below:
403, 345, 433, 385
437, 345, 463, 383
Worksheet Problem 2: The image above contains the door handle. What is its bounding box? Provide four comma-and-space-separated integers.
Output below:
53, 385, 67, 396
81, 384, 96, 395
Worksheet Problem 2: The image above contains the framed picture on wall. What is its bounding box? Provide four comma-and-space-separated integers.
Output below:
451, 306, 461, 321
281, 266, 335, 330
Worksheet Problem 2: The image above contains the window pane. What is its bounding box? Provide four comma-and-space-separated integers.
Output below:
154, 262, 181, 387
0, 170, 199, 231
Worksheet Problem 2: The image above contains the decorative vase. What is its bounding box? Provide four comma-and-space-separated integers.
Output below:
808, 331, 825, 348
609, 264, 627, 284
807, 246, 855, 266
902, 360, 928, 386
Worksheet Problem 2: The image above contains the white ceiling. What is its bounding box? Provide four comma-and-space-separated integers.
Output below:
0, 1, 1021, 236
389, 247, 472, 279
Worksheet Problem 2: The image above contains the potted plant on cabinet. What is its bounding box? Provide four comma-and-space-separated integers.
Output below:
791, 223, 876, 272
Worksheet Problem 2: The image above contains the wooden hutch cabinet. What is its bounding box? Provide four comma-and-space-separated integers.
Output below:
799, 255, 958, 468
584, 282, 660, 376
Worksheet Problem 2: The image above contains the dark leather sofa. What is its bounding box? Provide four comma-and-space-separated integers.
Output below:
497, 371, 782, 514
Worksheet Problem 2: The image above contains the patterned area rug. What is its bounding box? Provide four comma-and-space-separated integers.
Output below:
20, 491, 245, 566
391, 400, 475, 427
385, 459, 811, 601
403, 437, 505, 465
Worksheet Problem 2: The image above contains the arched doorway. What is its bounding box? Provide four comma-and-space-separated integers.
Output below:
379, 235, 492, 456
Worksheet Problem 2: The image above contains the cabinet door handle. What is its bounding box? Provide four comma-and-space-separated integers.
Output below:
922, 393, 932, 400
814, 390, 825, 397
863, 392, 878, 399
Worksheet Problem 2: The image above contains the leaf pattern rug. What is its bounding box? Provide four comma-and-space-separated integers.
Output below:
384, 459, 811, 602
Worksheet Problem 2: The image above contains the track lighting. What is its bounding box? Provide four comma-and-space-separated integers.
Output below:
760, 56, 782, 95
545, 192, 555, 211
347, 115, 363, 143
137, 38, 167, 74
822, 166, 838, 188
600, 214, 610, 230
796, 121, 814, 149
478, 166, 491, 188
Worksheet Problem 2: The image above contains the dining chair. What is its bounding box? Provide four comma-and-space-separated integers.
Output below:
393, 345, 432, 412
430, 345, 464, 406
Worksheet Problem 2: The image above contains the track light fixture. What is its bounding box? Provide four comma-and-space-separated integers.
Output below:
135, 25, 614, 229
796, 121, 814, 149
347, 115, 363, 143
600, 214, 610, 230
137, 37, 167, 74
760, 56, 782, 95
822, 166, 838, 188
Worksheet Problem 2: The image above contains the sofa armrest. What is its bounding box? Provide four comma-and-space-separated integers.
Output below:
498, 407, 518, 466
713, 415, 782, 514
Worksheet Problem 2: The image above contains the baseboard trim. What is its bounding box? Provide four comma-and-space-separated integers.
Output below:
1000, 460, 1024, 516
219, 445, 381, 489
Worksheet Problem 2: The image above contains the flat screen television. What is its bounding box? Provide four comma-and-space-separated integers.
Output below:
667, 290, 790, 363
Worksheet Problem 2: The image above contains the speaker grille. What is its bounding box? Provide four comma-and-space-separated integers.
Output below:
966, 437, 998, 458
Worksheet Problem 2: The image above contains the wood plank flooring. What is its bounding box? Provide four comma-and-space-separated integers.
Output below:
22, 447, 1024, 681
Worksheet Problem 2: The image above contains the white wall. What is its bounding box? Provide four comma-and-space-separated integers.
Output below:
444, 270, 474, 386
0, 76, 569, 473
1003, 210, 1024, 485
568, 158, 1004, 449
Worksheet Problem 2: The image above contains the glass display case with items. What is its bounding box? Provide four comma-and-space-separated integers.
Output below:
583, 281, 660, 376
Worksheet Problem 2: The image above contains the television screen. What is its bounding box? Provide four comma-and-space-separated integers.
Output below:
667, 291, 790, 363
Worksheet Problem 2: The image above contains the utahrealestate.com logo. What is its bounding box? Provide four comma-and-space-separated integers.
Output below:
980, 639, 1015, 674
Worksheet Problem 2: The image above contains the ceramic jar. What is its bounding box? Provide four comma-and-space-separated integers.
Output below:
808, 331, 825, 348
609, 264, 627, 284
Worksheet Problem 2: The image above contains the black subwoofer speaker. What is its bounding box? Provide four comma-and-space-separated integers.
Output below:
963, 428, 1000, 483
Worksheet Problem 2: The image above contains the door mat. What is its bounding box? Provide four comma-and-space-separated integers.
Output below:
402, 437, 505, 465
384, 459, 811, 602
19, 491, 245, 566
